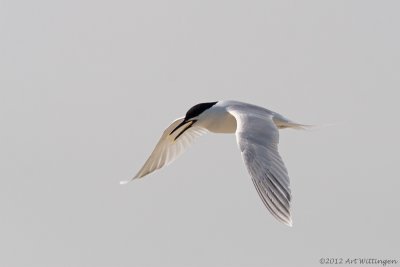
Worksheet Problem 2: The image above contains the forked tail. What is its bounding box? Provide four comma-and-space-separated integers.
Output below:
273, 114, 313, 130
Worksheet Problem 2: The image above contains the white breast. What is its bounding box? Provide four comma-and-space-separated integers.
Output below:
198, 106, 237, 134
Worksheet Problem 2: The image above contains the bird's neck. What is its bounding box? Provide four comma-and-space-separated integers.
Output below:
199, 108, 237, 134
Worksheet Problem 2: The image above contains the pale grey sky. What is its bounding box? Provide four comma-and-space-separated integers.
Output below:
1, 1, 399, 267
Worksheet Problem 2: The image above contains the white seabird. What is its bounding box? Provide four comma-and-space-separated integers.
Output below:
121, 100, 309, 226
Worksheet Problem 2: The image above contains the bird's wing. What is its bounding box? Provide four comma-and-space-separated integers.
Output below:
227, 107, 292, 226
120, 117, 208, 184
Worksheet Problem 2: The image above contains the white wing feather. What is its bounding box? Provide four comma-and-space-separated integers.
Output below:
120, 117, 208, 184
227, 106, 293, 226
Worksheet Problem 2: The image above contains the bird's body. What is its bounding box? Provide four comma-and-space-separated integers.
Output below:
122, 100, 308, 227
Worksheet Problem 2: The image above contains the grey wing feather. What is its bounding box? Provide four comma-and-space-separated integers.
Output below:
120, 118, 208, 184
228, 106, 293, 226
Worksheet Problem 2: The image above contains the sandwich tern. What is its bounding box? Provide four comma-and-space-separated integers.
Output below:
121, 100, 308, 226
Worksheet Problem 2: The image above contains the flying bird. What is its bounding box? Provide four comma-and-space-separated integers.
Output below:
121, 100, 308, 226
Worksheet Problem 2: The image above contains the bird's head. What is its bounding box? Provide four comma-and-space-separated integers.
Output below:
169, 101, 218, 140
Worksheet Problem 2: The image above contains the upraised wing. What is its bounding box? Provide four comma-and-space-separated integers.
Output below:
120, 118, 208, 184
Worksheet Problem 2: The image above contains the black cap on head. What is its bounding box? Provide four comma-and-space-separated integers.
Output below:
169, 101, 218, 139
185, 101, 218, 120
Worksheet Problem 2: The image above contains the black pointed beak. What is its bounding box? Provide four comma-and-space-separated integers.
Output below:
170, 119, 189, 135
169, 119, 197, 140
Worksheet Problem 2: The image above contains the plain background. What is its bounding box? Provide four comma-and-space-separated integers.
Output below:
1, 1, 399, 266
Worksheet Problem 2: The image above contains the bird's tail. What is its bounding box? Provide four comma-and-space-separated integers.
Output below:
277, 121, 313, 130
274, 115, 336, 130
273, 114, 313, 130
